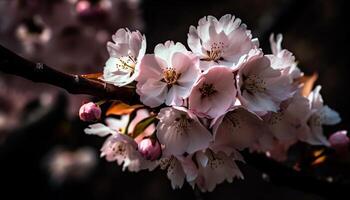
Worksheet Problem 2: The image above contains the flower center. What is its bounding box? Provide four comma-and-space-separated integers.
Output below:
243, 75, 266, 94
207, 150, 224, 169
111, 142, 127, 158
173, 114, 192, 135
199, 83, 217, 98
163, 67, 180, 85
204, 42, 225, 62
116, 55, 136, 73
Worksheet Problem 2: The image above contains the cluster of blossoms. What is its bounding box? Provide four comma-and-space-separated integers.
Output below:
81, 14, 341, 191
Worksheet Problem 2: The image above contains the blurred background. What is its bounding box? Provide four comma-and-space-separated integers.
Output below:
0, 0, 349, 199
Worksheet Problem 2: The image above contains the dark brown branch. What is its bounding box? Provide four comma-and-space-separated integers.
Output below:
0, 44, 138, 103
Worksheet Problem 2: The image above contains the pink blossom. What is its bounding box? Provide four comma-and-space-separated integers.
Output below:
84, 119, 157, 172
237, 49, 294, 115
103, 28, 146, 86
264, 93, 310, 142
156, 107, 212, 156
187, 14, 258, 71
189, 66, 237, 119
159, 155, 198, 189
136, 41, 201, 107
211, 107, 264, 153
267, 34, 302, 80
138, 138, 162, 161
45, 147, 97, 184
190, 149, 243, 192
79, 102, 101, 122
100, 133, 157, 172
329, 130, 349, 153
298, 86, 341, 146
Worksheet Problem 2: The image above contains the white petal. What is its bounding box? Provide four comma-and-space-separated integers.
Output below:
320, 105, 341, 125
137, 79, 167, 108
84, 123, 115, 137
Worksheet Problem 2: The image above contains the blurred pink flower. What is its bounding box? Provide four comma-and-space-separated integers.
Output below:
136, 41, 201, 107
45, 147, 97, 184
329, 130, 349, 153
189, 66, 237, 118
187, 14, 258, 71
156, 107, 212, 156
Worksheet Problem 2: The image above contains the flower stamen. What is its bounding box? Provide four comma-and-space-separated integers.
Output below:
199, 83, 217, 98
116, 55, 136, 72
163, 67, 180, 85
202, 42, 226, 62
243, 75, 266, 94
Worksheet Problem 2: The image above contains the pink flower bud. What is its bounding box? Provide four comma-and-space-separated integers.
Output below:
79, 102, 101, 122
329, 130, 349, 153
138, 138, 161, 161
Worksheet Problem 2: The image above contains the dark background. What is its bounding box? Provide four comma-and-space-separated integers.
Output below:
0, 0, 349, 199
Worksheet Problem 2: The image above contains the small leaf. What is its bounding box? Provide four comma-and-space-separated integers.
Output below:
297, 73, 318, 97
132, 115, 156, 138
106, 102, 143, 116
311, 155, 326, 166
81, 72, 103, 79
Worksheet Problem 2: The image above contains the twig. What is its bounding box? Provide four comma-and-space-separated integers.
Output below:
0, 44, 138, 103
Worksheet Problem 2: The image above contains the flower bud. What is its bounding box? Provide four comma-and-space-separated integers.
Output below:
79, 102, 101, 122
138, 138, 161, 161
329, 130, 349, 153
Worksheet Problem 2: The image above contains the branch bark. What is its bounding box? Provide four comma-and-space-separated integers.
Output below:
0, 44, 138, 103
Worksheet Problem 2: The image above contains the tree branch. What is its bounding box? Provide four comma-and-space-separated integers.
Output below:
0, 44, 139, 103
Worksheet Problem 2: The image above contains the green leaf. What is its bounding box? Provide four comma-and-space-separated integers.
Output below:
131, 115, 157, 138
106, 102, 144, 116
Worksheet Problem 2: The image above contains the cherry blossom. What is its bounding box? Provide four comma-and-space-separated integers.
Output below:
100, 133, 157, 171
264, 93, 310, 142
84, 118, 157, 172
189, 66, 237, 118
187, 14, 258, 71
76, 13, 343, 192
237, 49, 294, 115
211, 107, 264, 153
103, 28, 146, 86
136, 41, 201, 107
298, 86, 341, 146
159, 155, 198, 189
156, 107, 212, 156
267, 34, 302, 80
190, 149, 244, 192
